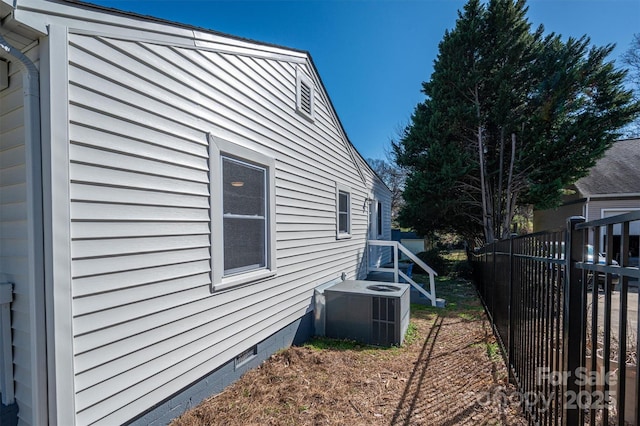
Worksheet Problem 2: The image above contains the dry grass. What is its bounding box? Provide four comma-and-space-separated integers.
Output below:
172, 277, 526, 426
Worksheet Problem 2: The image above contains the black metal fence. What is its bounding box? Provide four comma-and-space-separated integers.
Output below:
471, 212, 640, 426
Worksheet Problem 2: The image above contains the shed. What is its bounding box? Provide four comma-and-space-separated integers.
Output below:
0, 1, 392, 424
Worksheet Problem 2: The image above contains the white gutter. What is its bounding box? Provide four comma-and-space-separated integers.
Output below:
588, 192, 640, 199
0, 33, 47, 424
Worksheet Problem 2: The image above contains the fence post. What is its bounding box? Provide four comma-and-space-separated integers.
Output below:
508, 235, 515, 375
563, 216, 586, 426
490, 242, 497, 322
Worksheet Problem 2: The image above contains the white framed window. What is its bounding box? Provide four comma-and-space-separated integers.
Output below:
209, 133, 277, 291
296, 67, 315, 121
222, 157, 267, 275
336, 183, 351, 239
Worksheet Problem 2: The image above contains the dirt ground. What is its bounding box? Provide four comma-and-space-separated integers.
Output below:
172, 278, 528, 425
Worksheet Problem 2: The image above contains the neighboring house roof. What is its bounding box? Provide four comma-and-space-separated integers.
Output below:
574, 138, 640, 196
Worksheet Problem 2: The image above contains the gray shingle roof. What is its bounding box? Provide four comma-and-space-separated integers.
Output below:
575, 138, 640, 196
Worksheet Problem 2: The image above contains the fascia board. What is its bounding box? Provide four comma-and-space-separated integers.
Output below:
9, 8, 48, 35
588, 192, 640, 199
15, 0, 307, 62
17, 0, 194, 39
193, 30, 307, 63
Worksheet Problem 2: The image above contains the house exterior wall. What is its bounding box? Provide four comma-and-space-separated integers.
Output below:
66, 34, 373, 425
586, 199, 640, 258
359, 156, 393, 270
0, 4, 393, 424
533, 201, 584, 232
533, 198, 640, 233
0, 42, 45, 426
127, 310, 314, 426
0, 53, 27, 426
584, 198, 640, 223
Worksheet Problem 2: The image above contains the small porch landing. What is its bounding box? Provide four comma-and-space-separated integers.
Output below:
366, 241, 445, 308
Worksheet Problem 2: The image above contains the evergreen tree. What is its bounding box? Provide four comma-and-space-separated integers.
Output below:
622, 33, 640, 136
394, 0, 640, 243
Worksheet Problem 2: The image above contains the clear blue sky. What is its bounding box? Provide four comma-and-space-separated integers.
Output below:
85, 0, 639, 161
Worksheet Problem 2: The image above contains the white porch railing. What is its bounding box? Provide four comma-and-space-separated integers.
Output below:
367, 240, 438, 307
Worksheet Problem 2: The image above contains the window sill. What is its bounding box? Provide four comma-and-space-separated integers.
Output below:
214, 269, 277, 292
336, 233, 352, 240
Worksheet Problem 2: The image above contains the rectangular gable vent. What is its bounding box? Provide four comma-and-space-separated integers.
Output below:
296, 67, 314, 121
299, 80, 312, 115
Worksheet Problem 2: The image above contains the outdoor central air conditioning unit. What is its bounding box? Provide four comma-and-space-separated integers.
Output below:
324, 280, 410, 346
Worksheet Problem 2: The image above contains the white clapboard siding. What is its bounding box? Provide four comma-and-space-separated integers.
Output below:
0, 145, 26, 171
72, 260, 211, 298
73, 282, 212, 337
275, 204, 335, 218
73, 272, 211, 317
73, 308, 305, 420
72, 247, 211, 279
72, 241, 364, 362
72, 235, 211, 259
70, 125, 209, 169
78, 300, 311, 426
275, 186, 334, 207
73, 279, 308, 393
57, 24, 388, 425
73, 256, 355, 373
275, 196, 336, 213
0, 51, 37, 426
69, 108, 208, 158
70, 162, 209, 196
70, 184, 210, 210
74, 280, 310, 397
71, 203, 210, 223
69, 145, 208, 183
71, 220, 211, 240
277, 242, 365, 269
275, 235, 341, 251
0, 199, 27, 222
71, 36, 361, 182
0, 214, 28, 238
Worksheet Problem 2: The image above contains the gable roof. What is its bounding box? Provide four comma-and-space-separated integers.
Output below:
61, 0, 390, 189
574, 138, 640, 196
3, 0, 389, 190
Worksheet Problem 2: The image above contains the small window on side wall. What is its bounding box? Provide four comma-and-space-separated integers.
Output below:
336, 184, 351, 239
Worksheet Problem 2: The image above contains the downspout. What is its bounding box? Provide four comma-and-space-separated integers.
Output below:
0, 33, 47, 424
0, 282, 14, 404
